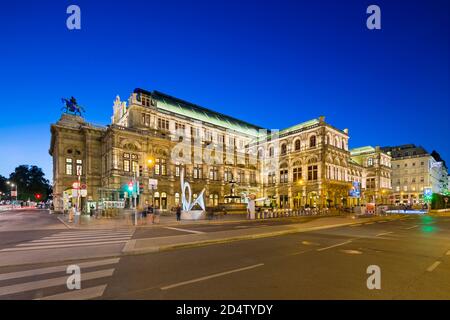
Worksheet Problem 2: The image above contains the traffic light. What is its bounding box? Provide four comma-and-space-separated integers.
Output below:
35, 194, 41, 200
127, 181, 134, 192
139, 183, 144, 194
139, 165, 143, 177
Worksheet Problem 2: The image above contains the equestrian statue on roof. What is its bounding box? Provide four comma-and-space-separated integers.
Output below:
61, 96, 85, 116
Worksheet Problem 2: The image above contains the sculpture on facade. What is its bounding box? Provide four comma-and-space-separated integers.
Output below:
61, 96, 85, 116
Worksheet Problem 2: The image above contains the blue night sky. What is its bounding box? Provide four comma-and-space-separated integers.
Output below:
0, 0, 448, 181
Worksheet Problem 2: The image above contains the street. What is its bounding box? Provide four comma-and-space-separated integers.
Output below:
0, 209, 449, 299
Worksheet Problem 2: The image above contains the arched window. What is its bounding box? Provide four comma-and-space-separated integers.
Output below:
335, 137, 340, 148
269, 146, 274, 157
154, 192, 160, 209
161, 192, 167, 209
368, 158, 373, 166
309, 135, 316, 148
281, 143, 287, 155
257, 148, 264, 159
294, 139, 301, 151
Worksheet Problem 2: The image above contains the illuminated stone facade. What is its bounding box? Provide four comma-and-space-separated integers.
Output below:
50, 88, 389, 213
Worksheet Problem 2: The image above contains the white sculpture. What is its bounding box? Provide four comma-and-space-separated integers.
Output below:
246, 194, 266, 220
180, 168, 206, 220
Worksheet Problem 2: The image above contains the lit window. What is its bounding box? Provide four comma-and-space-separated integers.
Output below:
76, 159, 83, 175
123, 153, 130, 172
308, 165, 318, 180
65, 158, 73, 175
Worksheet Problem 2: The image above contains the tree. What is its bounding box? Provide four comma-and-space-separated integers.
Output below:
0, 175, 7, 196
9, 165, 52, 201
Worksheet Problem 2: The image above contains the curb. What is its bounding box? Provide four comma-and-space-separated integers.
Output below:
57, 217, 73, 229
122, 215, 406, 256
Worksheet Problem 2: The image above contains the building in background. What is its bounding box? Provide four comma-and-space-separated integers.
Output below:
350, 146, 392, 205
381, 144, 448, 205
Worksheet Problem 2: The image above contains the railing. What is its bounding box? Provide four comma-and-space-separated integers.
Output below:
254, 207, 340, 219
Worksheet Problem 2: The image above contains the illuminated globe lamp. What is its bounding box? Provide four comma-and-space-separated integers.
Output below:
146, 156, 155, 168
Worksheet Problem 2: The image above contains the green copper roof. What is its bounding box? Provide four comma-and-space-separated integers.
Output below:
350, 146, 375, 156
136, 89, 264, 137
279, 118, 320, 135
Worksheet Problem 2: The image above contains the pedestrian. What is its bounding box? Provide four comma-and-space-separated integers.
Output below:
176, 204, 181, 221
147, 204, 154, 223
90, 204, 95, 217
68, 205, 75, 223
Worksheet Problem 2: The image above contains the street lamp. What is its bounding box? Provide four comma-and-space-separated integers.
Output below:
146, 156, 156, 206
7, 181, 18, 202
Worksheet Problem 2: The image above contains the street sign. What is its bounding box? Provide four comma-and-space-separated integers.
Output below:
11, 191, 17, 197
80, 189, 87, 197
72, 182, 80, 189
149, 178, 158, 189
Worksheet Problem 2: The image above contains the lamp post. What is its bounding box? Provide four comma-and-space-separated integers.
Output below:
146, 156, 156, 207
7, 181, 18, 203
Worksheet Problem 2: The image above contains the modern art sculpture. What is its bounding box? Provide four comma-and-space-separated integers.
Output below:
180, 168, 206, 220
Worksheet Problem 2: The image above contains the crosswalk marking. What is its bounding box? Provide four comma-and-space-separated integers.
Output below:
0, 258, 120, 281
0, 240, 130, 252
52, 231, 132, 236
0, 257, 120, 299
35, 284, 107, 300
26, 236, 132, 245
165, 227, 205, 234
37, 233, 132, 241
0, 229, 134, 252
0, 269, 114, 297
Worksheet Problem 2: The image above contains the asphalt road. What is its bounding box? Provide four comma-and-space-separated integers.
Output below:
0, 210, 448, 299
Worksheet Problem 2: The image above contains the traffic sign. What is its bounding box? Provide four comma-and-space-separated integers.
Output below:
149, 179, 158, 189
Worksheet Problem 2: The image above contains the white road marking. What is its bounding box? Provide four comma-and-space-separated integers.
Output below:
427, 261, 441, 272
0, 240, 128, 252
165, 227, 205, 234
289, 250, 310, 256
349, 224, 362, 227
0, 258, 120, 281
340, 249, 363, 255
301, 240, 320, 246
52, 231, 132, 236
0, 269, 114, 296
35, 284, 107, 300
317, 241, 352, 252
403, 225, 418, 230
25, 236, 131, 245
161, 264, 264, 290
376, 231, 394, 237
364, 222, 375, 225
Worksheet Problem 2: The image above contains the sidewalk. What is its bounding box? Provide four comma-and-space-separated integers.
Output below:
122, 214, 406, 255
56, 212, 252, 229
